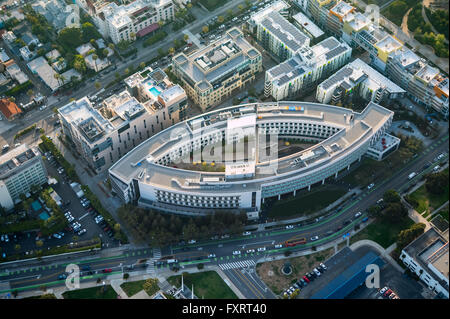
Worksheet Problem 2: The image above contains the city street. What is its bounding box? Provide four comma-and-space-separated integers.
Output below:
0, 133, 447, 296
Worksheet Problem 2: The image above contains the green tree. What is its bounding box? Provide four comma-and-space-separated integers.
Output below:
383, 189, 401, 204
73, 55, 87, 74
94, 81, 101, 90
36, 240, 44, 247
168, 47, 175, 55
217, 16, 224, 23
202, 25, 209, 34
58, 27, 83, 48
81, 22, 100, 42
425, 170, 449, 195
123, 273, 130, 280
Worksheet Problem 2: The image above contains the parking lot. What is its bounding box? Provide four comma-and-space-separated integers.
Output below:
42, 152, 116, 248
346, 262, 425, 299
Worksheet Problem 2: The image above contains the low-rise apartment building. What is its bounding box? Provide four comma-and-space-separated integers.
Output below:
316, 58, 405, 105
386, 48, 449, 118
251, 9, 310, 62
0, 144, 47, 211
172, 27, 262, 112
76, 0, 174, 44
264, 36, 351, 100
59, 68, 187, 172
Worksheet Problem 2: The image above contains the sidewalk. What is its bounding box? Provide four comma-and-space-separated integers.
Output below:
349, 239, 405, 273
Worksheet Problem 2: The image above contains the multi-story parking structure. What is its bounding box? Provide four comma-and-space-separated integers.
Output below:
0, 144, 47, 211
264, 37, 352, 100
59, 68, 187, 173
172, 28, 262, 112
109, 101, 394, 218
75, 0, 174, 44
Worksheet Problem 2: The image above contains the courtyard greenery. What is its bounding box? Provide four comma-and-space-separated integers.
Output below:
167, 271, 237, 299
118, 205, 247, 246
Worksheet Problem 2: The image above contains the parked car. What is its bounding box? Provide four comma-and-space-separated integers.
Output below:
383, 289, 393, 297
58, 273, 67, 280
208, 253, 216, 258
53, 233, 62, 239
77, 229, 87, 236
388, 292, 396, 299
232, 250, 241, 255
285, 225, 294, 229
246, 249, 255, 254
313, 268, 321, 277
102, 268, 112, 273
379, 286, 388, 295
319, 263, 327, 271
310, 235, 319, 241
257, 247, 266, 252
367, 183, 375, 190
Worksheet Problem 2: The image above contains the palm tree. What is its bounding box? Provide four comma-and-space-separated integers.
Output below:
59, 74, 66, 85
27, 89, 34, 98
124, 68, 130, 75
94, 82, 101, 90
130, 32, 136, 41
92, 54, 98, 72
202, 26, 209, 34
238, 4, 244, 12
139, 62, 145, 69
226, 9, 233, 18
53, 73, 61, 86
217, 16, 224, 23
168, 47, 175, 55
103, 48, 109, 57
183, 34, 189, 42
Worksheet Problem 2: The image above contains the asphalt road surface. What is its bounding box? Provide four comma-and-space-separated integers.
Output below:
0, 133, 447, 295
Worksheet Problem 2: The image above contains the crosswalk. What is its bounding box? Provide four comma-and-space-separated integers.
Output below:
219, 259, 256, 270
147, 248, 161, 274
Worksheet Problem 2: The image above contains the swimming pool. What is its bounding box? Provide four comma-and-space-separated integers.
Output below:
149, 87, 161, 96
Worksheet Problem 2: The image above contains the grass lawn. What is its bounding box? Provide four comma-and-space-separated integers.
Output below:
342, 157, 392, 187
120, 280, 147, 297
350, 217, 414, 249
199, 0, 228, 11
62, 285, 118, 299
407, 176, 449, 215
256, 248, 334, 295
266, 185, 347, 219
167, 271, 237, 299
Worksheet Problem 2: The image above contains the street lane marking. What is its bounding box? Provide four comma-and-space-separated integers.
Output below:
79, 213, 89, 220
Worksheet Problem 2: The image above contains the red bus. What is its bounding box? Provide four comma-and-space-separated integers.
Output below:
284, 237, 307, 247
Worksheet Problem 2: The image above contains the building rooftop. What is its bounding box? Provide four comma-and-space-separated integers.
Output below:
375, 35, 403, 53
59, 97, 114, 144
330, 1, 354, 17
319, 58, 405, 93
404, 227, 449, 290
343, 12, 370, 32
173, 27, 261, 89
260, 11, 310, 54
0, 144, 40, 179
0, 98, 22, 120
109, 101, 393, 195
415, 64, 440, 84
27, 56, 61, 91
158, 85, 185, 104
292, 12, 324, 39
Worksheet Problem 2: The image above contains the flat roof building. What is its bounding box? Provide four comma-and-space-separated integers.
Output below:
109, 100, 394, 215
292, 11, 325, 41
265, 37, 352, 100
316, 58, 405, 105
172, 27, 262, 111
27, 56, 61, 92
0, 144, 47, 211
400, 226, 449, 298
59, 68, 187, 172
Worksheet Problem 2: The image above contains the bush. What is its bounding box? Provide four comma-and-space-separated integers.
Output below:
14, 124, 37, 140
143, 30, 167, 48
5, 81, 33, 97
197, 263, 204, 270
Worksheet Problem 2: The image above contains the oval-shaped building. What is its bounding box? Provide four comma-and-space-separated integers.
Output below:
109, 101, 394, 217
